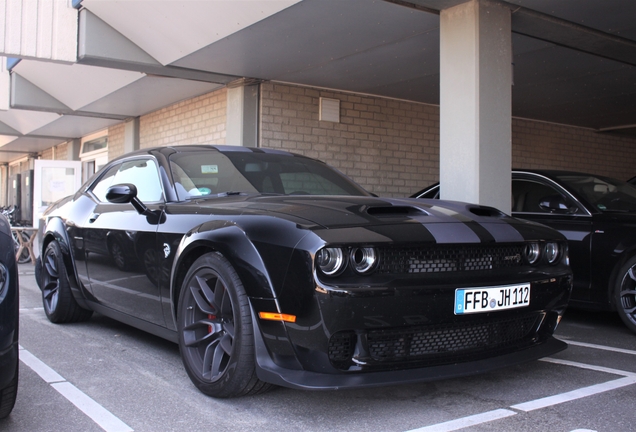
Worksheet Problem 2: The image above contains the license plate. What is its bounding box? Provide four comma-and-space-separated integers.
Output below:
454, 283, 531, 315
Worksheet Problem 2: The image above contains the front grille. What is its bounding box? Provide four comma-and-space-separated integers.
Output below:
328, 332, 356, 363
376, 244, 524, 274
328, 313, 542, 369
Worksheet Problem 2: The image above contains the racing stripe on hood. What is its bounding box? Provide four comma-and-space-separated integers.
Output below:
423, 222, 481, 244
410, 202, 524, 244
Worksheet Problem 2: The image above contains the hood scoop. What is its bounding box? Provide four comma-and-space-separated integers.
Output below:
468, 205, 505, 218
366, 205, 426, 218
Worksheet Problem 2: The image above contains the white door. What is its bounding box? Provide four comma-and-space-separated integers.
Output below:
33, 160, 82, 228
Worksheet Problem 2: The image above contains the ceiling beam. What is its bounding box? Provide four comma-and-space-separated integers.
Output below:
511, 6, 636, 67
386, 0, 636, 67
77, 9, 239, 84
10, 73, 130, 120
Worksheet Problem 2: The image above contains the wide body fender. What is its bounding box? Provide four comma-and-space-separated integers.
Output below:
39, 217, 92, 310
168, 218, 311, 327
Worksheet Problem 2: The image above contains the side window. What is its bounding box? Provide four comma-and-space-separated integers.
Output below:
512, 179, 577, 214
90, 163, 121, 202
113, 159, 163, 202
89, 159, 163, 203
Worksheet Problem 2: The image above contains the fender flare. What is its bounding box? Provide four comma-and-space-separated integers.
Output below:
169, 220, 282, 325
40, 217, 91, 309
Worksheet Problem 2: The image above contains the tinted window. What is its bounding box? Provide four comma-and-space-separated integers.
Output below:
90, 164, 121, 202
90, 159, 163, 203
555, 174, 636, 213
512, 179, 579, 214
169, 150, 369, 199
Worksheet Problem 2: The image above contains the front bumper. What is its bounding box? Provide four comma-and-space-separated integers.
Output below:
251, 271, 571, 390
254, 330, 566, 390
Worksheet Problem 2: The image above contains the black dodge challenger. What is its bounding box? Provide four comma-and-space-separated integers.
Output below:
36, 145, 572, 398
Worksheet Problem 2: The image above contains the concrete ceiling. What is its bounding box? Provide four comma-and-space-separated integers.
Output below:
1, 0, 635, 163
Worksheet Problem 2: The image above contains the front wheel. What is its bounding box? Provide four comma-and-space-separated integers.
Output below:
177, 252, 271, 398
41, 241, 93, 323
614, 256, 636, 334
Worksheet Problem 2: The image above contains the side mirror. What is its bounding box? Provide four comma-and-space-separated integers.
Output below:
106, 183, 138, 204
538, 195, 577, 214
106, 183, 161, 223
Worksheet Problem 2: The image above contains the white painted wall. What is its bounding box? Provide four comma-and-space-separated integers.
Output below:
0, 0, 77, 63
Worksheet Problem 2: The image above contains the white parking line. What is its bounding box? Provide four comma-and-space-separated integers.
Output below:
405, 340, 636, 432
560, 339, 636, 356
406, 409, 517, 432
511, 376, 636, 412
19, 346, 133, 432
541, 357, 636, 378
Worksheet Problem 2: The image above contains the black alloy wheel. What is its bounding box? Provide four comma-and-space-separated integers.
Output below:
177, 252, 271, 398
41, 241, 93, 323
615, 256, 636, 334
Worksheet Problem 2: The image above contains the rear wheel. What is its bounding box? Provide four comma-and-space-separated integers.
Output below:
41, 241, 93, 323
177, 252, 271, 398
614, 256, 636, 334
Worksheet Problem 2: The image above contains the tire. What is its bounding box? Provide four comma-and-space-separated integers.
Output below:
41, 241, 93, 323
177, 252, 272, 398
614, 255, 636, 334
0, 362, 18, 419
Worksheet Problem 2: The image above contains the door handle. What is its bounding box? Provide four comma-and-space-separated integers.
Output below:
89, 213, 100, 223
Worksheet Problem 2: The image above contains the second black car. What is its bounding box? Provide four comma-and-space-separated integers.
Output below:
413, 169, 636, 334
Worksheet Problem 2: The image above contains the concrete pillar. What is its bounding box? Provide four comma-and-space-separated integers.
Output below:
226, 82, 259, 147
123, 117, 140, 153
67, 139, 81, 160
439, 0, 512, 213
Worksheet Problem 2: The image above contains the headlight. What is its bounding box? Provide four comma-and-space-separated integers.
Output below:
545, 242, 560, 264
316, 247, 345, 276
349, 247, 377, 274
524, 242, 541, 264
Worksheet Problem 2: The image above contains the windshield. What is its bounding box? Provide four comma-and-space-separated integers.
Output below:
556, 173, 636, 213
169, 150, 370, 200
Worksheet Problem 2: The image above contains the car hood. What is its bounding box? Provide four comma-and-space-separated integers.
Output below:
192, 195, 559, 243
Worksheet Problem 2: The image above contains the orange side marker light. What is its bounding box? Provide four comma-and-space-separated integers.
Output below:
258, 312, 297, 323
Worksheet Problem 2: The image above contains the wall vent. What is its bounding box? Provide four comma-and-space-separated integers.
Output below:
319, 97, 340, 123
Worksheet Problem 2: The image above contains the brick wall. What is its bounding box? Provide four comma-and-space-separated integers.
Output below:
40, 148, 53, 160
512, 118, 636, 182
139, 89, 227, 151
38, 142, 68, 160
108, 123, 125, 160
261, 82, 636, 197
260, 82, 440, 197
54, 142, 68, 160
94, 82, 636, 199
